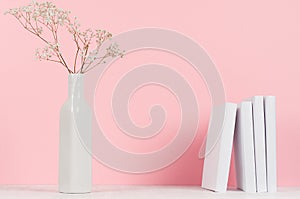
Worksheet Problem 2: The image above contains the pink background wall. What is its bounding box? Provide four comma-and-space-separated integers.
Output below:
0, 0, 300, 186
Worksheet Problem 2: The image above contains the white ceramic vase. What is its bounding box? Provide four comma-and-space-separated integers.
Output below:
59, 74, 92, 193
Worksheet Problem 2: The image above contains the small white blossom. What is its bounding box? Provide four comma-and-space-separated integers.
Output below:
37, 27, 43, 34
35, 45, 55, 60
106, 43, 124, 57
86, 49, 98, 62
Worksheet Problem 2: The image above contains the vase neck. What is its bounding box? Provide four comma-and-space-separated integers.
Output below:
68, 74, 84, 98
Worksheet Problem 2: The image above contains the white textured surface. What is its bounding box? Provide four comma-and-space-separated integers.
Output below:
0, 186, 299, 199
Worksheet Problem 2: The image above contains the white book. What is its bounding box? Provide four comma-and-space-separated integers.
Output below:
234, 101, 256, 193
264, 96, 277, 192
249, 96, 267, 192
202, 103, 237, 193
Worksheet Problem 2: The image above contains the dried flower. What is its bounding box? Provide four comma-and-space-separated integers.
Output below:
5, 1, 124, 74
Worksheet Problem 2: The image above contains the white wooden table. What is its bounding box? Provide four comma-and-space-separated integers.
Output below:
0, 185, 299, 199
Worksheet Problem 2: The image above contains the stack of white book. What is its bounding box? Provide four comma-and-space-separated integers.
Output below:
201, 96, 277, 193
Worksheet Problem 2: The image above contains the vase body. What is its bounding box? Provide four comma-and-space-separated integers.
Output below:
59, 74, 92, 193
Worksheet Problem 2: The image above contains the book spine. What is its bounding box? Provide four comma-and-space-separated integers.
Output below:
264, 96, 277, 192
252, 96, 267, 192
234, 102, 256, 193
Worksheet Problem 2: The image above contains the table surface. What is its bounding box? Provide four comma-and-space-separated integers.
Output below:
0, 185, 299, 199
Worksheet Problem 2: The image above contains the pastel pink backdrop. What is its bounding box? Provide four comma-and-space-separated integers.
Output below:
0, 0, 299, 186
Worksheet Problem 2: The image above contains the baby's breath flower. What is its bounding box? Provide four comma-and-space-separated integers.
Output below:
37, 27, 43, 34
86, 49, 98, 62
48, 42, 60, 50
35, 45, 55, 60
106, 43, 124, 57
5, 1, 124, 73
